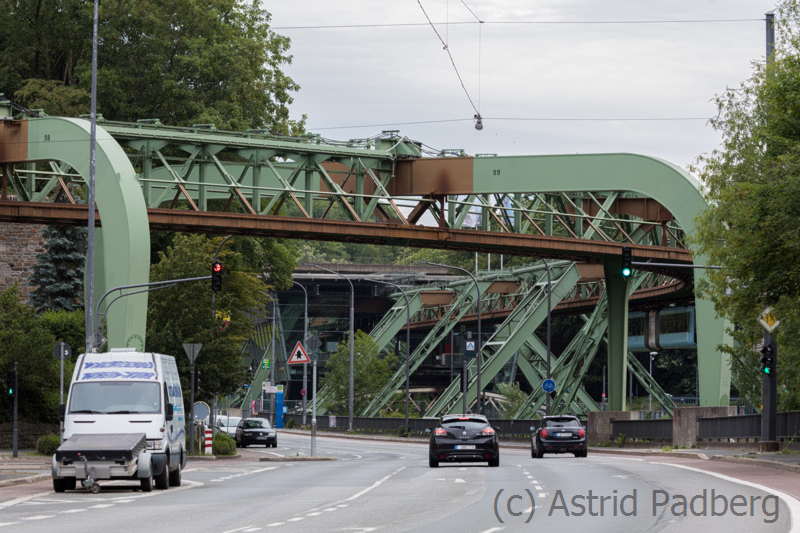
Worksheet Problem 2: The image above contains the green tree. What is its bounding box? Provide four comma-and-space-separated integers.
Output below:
146, 234, 272, 407
321, 331, 397, 416
690, 1, 800, 411
28, 226, 87, 312
0, 285, 61, 423
39, 309, 85, 359
496, 382, 528, 419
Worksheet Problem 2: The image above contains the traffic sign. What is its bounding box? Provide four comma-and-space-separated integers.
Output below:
288, 342, 311, 364
301, 389, 306, 396
183, 343, 202, 363
542, 379, 556, 393
758, 307, 781, 333
53, 341, 71, 360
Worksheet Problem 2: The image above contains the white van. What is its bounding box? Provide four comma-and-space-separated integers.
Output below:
52, 348, 186, 492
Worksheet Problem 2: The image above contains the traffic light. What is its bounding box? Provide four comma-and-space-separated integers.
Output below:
6, 371, 15, 396
193, 368, 201, 391
621, 246, 632, 278
211, 261, 223, 294
760, 344, 774, 374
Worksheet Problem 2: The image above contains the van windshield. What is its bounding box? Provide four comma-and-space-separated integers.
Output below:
69, 382, 161, 414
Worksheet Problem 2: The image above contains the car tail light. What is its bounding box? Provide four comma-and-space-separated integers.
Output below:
458, 417, 470, 420
484, 454, 491, 458
434, 429, 447, 436
579, 428, 585, 438
439, 454, 446, 459
481, 427, 495, 435
541, 429, 548, 439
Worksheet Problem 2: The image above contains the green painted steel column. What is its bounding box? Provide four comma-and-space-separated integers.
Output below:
26, 117, 150, 350
604, 255, 629, 411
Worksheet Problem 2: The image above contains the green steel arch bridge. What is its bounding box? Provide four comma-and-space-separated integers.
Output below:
0, 105, 729, 410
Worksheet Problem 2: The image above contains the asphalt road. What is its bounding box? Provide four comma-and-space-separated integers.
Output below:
0, 433, 798, 533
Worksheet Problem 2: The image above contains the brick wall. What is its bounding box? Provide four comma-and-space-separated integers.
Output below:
0, 222, 46, 303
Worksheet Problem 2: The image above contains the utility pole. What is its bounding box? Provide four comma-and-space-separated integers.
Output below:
12, 362, 18, 458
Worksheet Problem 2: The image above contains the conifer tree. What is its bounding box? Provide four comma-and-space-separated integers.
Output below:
28, 226, 87, 311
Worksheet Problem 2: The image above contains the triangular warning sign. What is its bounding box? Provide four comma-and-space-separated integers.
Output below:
287, 341, 311, 364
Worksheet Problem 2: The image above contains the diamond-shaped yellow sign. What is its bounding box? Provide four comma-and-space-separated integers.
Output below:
758, 307, 781, 333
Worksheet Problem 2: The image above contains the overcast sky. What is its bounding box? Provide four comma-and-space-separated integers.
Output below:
267, 1, 778, 171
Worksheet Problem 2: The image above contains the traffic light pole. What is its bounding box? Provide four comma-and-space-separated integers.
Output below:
190, 361, 195, 455
760, 331, 778, 451
12, 362, 18, 458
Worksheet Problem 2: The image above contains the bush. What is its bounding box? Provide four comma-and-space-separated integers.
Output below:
286, 418, 295, 428
37, 434, 61, 455
212, 433, 236, 456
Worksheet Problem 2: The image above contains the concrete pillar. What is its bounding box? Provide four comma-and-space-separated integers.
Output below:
604, 255, 630, 411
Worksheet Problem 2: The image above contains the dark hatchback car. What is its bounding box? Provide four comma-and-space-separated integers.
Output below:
531, 415, 587, 458
235, 418, 277, 448
426, 414, 499, 468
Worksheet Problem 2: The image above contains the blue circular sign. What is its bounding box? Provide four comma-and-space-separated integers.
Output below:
542, 379, 556, 393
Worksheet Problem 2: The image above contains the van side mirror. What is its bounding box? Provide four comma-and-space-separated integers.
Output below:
165, 403, 174, 421
59, 404, 66, 422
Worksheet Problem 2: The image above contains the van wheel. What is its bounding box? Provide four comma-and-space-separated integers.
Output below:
140, 463, 154, 492
53, 478, 67, 493
155, 458, 169, 490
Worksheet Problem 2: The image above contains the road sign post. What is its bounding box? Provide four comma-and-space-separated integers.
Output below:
53, 342, 71, 443
183, 343, 202, 454
311, 360, 317, 457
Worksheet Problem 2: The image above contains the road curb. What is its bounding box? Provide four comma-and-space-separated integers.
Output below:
0, 473, 50, 488
187, 453, 242, 461
258, 456, 337, 462
707, 454, 800, 474
587, 447, 704, 459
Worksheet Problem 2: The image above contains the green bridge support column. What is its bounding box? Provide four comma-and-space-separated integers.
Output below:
25, 118, 150, 350
604, 256, 630, 411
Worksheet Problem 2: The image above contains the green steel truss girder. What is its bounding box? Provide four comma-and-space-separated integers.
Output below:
358, 279, 495, 418
8, 117, 727, 405
238, 311, 289, 408
424, 262, 581, 418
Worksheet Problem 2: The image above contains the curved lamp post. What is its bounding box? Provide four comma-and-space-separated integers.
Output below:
361, 278, 411, 436
418, 261, 483, 415
311, 264, 354, 431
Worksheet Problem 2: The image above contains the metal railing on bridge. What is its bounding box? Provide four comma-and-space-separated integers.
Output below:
282, 414, 541, 435
697, 411, 800, 442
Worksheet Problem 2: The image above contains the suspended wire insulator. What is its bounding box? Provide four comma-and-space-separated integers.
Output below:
474, 114, 483, 131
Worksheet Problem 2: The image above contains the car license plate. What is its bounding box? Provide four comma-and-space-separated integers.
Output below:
257, 436, 267, 440
556, 432, 571, 437
455, 445, 475, 450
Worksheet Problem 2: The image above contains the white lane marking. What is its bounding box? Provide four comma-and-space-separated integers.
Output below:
0, 492, 51, 509
287, 517, 305, 522
660, 462, 800, 533
337, 505, 348, 508
531, 480, 538, 483
90, 504, 114, 509
0, 524, 20, 528
455, 479, 466, 483
526, 475, 532, 479
343, 466, 406, 502
479, 528, 504, 533
306, 512, 322, 516
60, 509, 87, 513
535, 486, 542, 490
460, 468, 467, 471
22, 516, 53, 520
538, 493, 546, 498
265, 523, 284, 527
323, 508, 337, 512
112, 499, 134, 503
221, 527, 253, 533
243, 528, 262, 532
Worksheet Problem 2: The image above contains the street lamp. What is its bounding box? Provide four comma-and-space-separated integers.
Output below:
418, 261, 483, 414
542, 259, 552, 416
649, 351, 658, 412
311, 264, 354, 431
361, 278, 411, 436
292, 281, 309, 425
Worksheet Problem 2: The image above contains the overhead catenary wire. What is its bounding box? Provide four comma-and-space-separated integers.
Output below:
416, 0, 479, 116
272, 18, 764, 30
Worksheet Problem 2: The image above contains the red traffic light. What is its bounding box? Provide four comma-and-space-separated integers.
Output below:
213, 262, 223, 273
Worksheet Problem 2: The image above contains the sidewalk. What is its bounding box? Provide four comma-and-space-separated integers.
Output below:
0, 450, 50, 487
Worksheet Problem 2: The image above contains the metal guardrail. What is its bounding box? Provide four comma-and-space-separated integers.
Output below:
610, 418, 673, 441
282, 414, 540, 434
697, 411, 800, 440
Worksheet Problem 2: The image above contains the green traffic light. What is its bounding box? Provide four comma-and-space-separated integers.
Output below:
764, 367, 771, 374
622, 267, 631, 277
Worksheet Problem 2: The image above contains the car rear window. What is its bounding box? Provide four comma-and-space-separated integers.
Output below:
442, 418, 487, 430
544, 418, 580, 428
